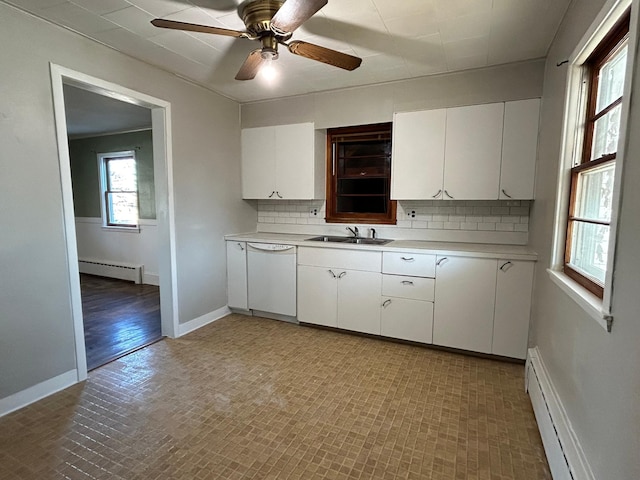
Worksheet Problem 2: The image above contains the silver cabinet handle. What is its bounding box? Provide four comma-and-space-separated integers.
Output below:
360, 171, 367, 176
500, 261, 513, 271
382, 299, 391, 308
338, 271, 347, 279
268, 191, 275, 198
444, 190, 454, 199
436, 257, 448, 266
237, 242, 244, 251
432, 189, 442, 198
401, 280, 414, 285
276, 191, 283, 199
401, 257, 414, 261
328, 270, 336, 278
501, 189, 512, 199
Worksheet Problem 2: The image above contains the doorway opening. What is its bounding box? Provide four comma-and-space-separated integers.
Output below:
64, 83, 162, 369
50, 64, 178, 381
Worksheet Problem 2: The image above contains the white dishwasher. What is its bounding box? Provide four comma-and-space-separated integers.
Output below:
247, 243, 297, 318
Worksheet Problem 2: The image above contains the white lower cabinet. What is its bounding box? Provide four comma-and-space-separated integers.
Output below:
493, 260, 534, 359
381, 297, 433, 344
433, 256, 497, 354
226, 241, 247, 309
294, 246, 534, 359
337, 269, 382, 335
433, 255, 534, 358
297, 265, 338, 328
297, 248, 382, 335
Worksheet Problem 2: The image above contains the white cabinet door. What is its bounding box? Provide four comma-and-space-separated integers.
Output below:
381, 297, 433, 343
444, 103, 504, 200
275, 123, 315, 199
433, 256, 497, 353
493, 260, 534, 359
226, 241, 247, 309
297, 265, 338, 327
337, 270, 382, 335
391, 109, 446, 200
500, 99, 540, 199
241, 126, 276, 199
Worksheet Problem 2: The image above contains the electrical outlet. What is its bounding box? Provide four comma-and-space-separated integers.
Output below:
311, 208, 318, 216
408, 210, 416, 218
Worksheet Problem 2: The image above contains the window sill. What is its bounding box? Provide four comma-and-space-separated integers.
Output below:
101, 225, 140, 233
547, 269, 612, 332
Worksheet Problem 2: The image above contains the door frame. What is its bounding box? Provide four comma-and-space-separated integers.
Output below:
50, 64, 179, 381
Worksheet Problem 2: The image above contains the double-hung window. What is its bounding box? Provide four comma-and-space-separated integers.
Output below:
98, 151, 139, 229
564, 13, 630, 298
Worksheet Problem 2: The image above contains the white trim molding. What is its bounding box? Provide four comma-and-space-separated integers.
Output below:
547, 269, 612, 331
0, 370, 77, 418
526, 347, 596, 480
177, 306, 231, 337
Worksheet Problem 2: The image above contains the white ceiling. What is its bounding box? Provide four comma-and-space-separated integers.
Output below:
6, 0, 571, 103
64, 84, 151, 138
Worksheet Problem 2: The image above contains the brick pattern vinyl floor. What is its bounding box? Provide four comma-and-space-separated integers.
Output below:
0, 314, 551, 480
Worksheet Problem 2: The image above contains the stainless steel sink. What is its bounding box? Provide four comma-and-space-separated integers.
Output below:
306, 236, 392, 245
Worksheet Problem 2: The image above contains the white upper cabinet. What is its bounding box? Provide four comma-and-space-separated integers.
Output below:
241, 126, 276, 199
391, 109, 446, 200
391, 99, 539, 200
444, 103, 504, 200
500, 99, 540, 199
241, 122, 325, 200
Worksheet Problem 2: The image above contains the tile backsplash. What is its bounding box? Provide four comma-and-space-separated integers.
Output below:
256, 199, 530, 244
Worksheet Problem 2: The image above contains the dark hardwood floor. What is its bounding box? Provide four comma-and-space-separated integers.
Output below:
81, 274, 163, 371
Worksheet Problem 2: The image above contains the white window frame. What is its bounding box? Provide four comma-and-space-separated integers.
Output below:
97, 150, 140, 232
549, 0, 637, 332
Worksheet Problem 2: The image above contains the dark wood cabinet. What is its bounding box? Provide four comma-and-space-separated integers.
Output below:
326, 123, 396, 224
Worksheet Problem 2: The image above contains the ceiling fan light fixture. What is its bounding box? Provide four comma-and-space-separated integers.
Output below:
260, 35, 279, 60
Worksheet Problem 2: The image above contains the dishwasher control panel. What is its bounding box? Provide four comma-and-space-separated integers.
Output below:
248, 243, 295, 251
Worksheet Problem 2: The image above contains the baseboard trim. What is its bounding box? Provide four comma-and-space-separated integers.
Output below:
143, 273, 160, 286
0, 369, 78, 418
526, 347, 595, 480
177, 306, 231, 337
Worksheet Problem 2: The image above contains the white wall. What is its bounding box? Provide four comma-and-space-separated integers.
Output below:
240, 59, 545, 129
75, 218, 159, 285
0, 3, 255, 400
529, 0, 640, 478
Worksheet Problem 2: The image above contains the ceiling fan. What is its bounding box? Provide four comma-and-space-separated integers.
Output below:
151, 0, 363, 80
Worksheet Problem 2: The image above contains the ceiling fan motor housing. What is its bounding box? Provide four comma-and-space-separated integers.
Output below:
240, 0, 285, 37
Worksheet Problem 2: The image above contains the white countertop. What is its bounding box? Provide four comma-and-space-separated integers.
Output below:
225, 232, 538, 261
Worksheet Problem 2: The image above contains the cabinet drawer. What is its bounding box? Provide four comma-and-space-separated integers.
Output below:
382, 252, 436, 277
382, 275, 434, 301
298, 247, 381, 272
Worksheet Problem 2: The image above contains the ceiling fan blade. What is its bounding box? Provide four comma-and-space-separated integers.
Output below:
270, 0, 328, 35
151, 19, 248, 38
287, 41, 362, 71
235, 50, 267, 80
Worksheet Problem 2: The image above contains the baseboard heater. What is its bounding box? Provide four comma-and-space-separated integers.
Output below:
79, 259, 143, 284
526, 348, 594, 480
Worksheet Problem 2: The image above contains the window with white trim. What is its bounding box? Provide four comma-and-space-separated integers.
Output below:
98, 151, 139, 228
564, 11, 630, 299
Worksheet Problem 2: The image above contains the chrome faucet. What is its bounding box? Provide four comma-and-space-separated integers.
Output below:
346, 226, 359, 238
